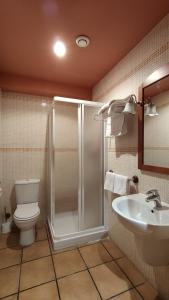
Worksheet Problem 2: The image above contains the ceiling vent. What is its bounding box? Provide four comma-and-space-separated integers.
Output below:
76, 35, 90, 48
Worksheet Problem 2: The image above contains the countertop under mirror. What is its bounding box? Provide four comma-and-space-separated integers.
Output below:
138, 63, 169, 174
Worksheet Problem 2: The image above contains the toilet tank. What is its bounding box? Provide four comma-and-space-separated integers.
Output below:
15, 179, 40, 204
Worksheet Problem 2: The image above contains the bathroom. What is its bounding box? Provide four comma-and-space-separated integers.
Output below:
0, 1, 169, 299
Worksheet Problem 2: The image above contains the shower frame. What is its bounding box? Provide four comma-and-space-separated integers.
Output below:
48, 96, 107, 250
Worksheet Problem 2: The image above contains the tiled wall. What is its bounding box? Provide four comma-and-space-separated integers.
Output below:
0, 92, 52, 225
93, 14, 169, 300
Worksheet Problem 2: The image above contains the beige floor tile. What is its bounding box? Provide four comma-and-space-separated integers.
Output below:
136, 282, 160, 300
20, 256, 55, 291
116, 257, 145, 286
36, 226, 47, 241
2, 295, 18, 300
22, 240, 50, 262
58, 270, 101, 300
0, 247, 21, 269
102, 239, 124, 259
19, 281, 59, 300
53, 249, 86, 278
111, 289, 142, 300
79, 242, 112, 267
0, 232, 20, 250
89, 261, 132, 300
0, 265, 20, 298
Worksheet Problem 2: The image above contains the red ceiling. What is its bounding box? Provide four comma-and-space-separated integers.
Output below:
0, 0, 169, 89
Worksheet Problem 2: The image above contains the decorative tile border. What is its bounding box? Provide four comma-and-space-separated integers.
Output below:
108, 146, 169, 153
0, 147, 46, 152
0, 147, 78, 152
144, 146, 169, 150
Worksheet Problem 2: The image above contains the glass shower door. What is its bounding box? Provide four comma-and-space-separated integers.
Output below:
53, 102, 79, 236
80, 105, 103, 230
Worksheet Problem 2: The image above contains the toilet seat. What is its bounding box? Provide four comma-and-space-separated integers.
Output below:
14, 203, 40, 221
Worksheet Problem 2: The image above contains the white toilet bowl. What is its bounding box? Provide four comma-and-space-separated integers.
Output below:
14, 202, 40, 246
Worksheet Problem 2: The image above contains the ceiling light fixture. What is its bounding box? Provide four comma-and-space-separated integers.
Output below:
76, 35, 90, 48
53, 41, 66, 57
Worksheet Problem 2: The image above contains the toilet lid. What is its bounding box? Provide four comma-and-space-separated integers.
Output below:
14, 203, 40, 220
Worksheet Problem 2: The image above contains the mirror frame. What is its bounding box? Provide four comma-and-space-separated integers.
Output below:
138, 63, 169, 174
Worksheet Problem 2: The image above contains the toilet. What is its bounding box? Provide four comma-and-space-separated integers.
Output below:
13, 179, 40, 246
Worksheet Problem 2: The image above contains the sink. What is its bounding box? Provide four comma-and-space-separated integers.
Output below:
112, 193, 169, 265
112, 193, 169, 239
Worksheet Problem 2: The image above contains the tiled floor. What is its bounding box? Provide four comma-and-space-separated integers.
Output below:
0, 225, 161, 300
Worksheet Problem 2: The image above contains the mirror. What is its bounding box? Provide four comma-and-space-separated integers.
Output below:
138, 63, 169, 174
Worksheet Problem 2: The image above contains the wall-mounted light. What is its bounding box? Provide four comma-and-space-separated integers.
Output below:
123, 101, 136, 114
123, 95, 159, 117
123, 94, 136, 115
144, 103, 159, 117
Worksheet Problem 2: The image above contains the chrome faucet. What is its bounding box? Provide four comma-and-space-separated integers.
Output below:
145, 189, 162, 208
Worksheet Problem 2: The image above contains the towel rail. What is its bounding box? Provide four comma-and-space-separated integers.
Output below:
109, 170, 139, 184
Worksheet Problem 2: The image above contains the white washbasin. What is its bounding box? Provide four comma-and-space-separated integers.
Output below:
112, 193, 169, 239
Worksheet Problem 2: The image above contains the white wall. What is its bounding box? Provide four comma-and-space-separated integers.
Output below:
93, 14, 169, 300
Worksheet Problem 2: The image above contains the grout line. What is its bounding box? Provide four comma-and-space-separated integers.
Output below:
112, 259, 144, 299
21, 254, 51, 264
99, 241, 118, 258
6, 227, 144, 300
87, 269, 103, 300
19, 279, 56, 294
17, 246, 23, 300
57, 268, 87, 280
82, 259, 114, 271
100, 240, 125, 260
113, 259, 135, 288
77, 248, 103, 300
0, 292, 18, 300
0, 254, 51, 272
93, 241, 145, 300
0, 262, 21, 271
105, 286, 138, 300
134, 282, 146, 288
46, 225, 61, 300
134, 286, 145, 300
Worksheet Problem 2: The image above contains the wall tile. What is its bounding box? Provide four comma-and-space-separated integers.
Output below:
1, 92, 52, 224
93, 13, 169, 300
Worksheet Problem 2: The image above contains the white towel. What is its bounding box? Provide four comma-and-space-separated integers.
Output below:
113, 173, 129, 195
105, 117, 111, 137
111, 113, 127, 136
104, 172, 115, 192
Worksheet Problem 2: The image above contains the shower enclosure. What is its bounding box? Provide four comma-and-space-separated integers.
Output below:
48, 96, 107, 249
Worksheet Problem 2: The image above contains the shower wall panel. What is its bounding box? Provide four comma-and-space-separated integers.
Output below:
54, 102, 78, 214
